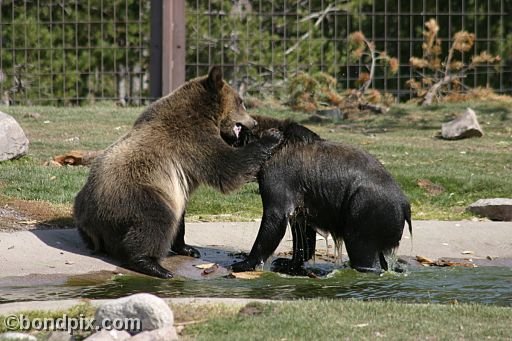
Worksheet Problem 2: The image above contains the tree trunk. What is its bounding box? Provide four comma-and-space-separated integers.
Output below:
130, 64, 141, 105
422, 75, 455, 106
117, 64, 127, 106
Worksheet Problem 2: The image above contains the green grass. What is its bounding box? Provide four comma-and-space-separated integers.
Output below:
0, 100, 511, 222
182, 300, 512, 340
1, 300, 510, 340
0, 303, 95, 339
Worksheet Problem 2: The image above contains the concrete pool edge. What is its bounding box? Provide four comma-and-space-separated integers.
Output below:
0, 220, 511, 279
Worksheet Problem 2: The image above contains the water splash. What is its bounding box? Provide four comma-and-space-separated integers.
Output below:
333, 236, 344, 266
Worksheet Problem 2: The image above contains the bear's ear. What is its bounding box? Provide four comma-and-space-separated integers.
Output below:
207, 66, 224, 92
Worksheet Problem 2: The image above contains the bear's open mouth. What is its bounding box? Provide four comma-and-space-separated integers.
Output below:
233, 123, 242, 138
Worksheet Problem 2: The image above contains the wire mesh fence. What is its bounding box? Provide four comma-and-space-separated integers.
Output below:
0, 0, 510, 105
186, 0, 511, 101
0, 0, 150, 105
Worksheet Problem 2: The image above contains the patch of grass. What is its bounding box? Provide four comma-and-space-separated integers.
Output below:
187, 183, 263, 222
0, 157, 87, 205
0, 100, 511, 223
171, 302, 240, 324
0, 303, 95, 339
184, 300, 512, 340
2, 300, 509, 340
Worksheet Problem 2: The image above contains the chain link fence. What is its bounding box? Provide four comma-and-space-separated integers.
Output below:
0, 0, 510, 105
0, 0, 150, 105
186, 0, 511, 100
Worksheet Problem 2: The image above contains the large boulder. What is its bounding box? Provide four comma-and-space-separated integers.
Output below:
467, 198, 512, 221
94, 293, 174, 335
441, 108, 483, 140
0, 111, 29, 161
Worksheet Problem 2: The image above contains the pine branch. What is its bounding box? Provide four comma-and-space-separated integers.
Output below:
285, 4, 334, 56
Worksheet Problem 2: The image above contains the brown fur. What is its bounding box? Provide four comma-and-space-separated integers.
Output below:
73, 67, 281, 278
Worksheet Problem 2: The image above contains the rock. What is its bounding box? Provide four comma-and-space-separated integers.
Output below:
304, 114, 331, 124
23, 112, 41, 119
441, 108, 483, 140
0, 111, 29, 161
45, 331, 73, 341
94, 293, 173, 335
467, 198, 512, 221
83, 329, 131, 341
129, 326, 178, 341
316, 107, 343, 120
0, 332, 36, 341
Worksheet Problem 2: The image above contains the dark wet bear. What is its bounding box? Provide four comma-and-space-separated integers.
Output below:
230, 116, 412, 275
73, 68, 282, 279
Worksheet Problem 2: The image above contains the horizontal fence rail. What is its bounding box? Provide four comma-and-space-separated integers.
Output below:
0, 0, 510, 105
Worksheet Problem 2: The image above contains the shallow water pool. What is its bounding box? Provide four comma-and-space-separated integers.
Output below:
1, 266, 511, 306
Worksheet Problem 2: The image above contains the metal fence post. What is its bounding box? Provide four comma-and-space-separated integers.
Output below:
162, 0, 186, 95
150, 0, 163, 99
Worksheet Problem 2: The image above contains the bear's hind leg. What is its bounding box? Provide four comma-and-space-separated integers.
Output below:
344, 237, 382, 273
78, 227, 103, 254
121, 195, 179, 279
123, 222, 175, 278
169, 212, 200, 258
127, 256, 173, 279
124, 223, 174, 279
379, 247, 406, 273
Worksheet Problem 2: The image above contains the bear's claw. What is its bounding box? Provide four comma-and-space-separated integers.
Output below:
170, 244, 201, 258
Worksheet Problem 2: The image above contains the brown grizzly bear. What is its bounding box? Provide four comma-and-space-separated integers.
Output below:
229, 115, 412, 275
73, 67, 282, 279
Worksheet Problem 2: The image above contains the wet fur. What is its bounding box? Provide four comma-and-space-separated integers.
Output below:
74, 68, 282, 278
231, 115, 412, 274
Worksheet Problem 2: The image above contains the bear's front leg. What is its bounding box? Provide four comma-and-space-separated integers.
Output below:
270, 217, 316, 276
169, 212, 201, 258
230, 206, 290, 272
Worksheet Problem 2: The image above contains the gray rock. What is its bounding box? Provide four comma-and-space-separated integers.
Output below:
23, 112, 41, 119
467, 198, 512, 221
441, 108, 483, 140
0, 111, 29, 161
46, 331, 73, 341
0, 332, 36, 341
83, 329, 131, 341
316, 107, 343, 120
94, 294, 173, 335
129, 326, 178, 341
305, 114, 331, 124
